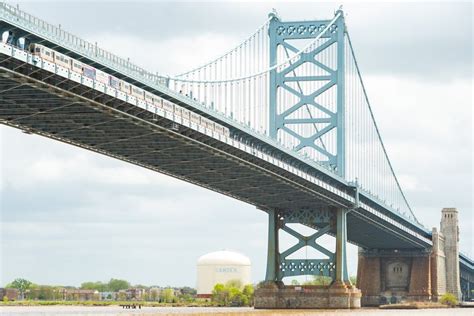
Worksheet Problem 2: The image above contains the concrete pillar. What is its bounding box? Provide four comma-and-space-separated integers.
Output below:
440, 208, 461, 300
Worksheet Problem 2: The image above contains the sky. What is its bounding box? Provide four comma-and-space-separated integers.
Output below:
0, 1, 472, 288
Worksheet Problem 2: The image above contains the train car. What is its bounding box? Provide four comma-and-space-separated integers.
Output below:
181, 108, 190, 121
82, 64, 96, 80
96, 69, 109, 85
28, 43, 54, 63
223, 126, 230, 137
109, 76, 120, 89
201, 118, 215, 131
131, 86, 144, 100
153, 96, 163, 108
163, 100, 174, 113
190, 112, 200, 125
214, 124, 225, 135
174, 105, 183, 117
54, 52, 72, 70
120, 81, 132, 94
71, 59, 83, 74
145, 92, 154, 104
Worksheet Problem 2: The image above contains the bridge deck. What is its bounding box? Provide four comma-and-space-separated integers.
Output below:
0, 45, 433, 250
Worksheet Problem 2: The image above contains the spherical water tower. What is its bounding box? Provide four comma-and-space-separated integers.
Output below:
196, 250, 252, 297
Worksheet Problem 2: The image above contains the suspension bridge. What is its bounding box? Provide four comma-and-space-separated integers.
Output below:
0, 3, 472, 308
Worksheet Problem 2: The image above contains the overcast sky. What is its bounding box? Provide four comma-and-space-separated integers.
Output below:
0, 1, 472, 288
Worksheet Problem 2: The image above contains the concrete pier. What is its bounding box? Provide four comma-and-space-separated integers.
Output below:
254, 282, 361, 309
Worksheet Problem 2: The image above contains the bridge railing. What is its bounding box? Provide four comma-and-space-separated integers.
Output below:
0, 2, 168, 86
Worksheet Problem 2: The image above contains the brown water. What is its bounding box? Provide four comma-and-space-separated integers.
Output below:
0, 306, 472, 316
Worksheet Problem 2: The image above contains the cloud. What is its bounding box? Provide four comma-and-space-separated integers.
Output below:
14, 2, 472, 80
86, 32, 240, 75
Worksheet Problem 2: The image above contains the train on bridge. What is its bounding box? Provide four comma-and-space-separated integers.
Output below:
5, 40, 231, 138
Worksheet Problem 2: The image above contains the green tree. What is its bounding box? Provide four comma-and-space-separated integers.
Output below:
9, 278, 32, 300
160, 288, 175, 303
242, 284, 254, 306
440, 293, 458, 307
179, 293, 195, 303
211, 283, 228, 306
108, 279, 130, 292
303, 275, 332, 286
150, 289, 159, 301
228, 286, 243, 306
226, 279, 242, 289
180, 286, 197, 296
81, 281, 108, 292
211, 281, 254, 307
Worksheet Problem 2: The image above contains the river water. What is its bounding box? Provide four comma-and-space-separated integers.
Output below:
0, 306, 472, 315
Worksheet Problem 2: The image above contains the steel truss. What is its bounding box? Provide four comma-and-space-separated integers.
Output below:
268, 10, 345, 176
265, 207, 350, 283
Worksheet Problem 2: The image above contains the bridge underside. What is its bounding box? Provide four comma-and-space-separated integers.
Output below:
0, 52, 428, 251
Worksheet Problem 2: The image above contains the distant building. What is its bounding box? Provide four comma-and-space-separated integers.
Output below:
196, 250, 252, 298
126, 288, 146, 300
99, 291, 116, 300
117, 288, 146, 300
0, 288, 19, 301
62, 289, 98, 301
147, 287, 161, 301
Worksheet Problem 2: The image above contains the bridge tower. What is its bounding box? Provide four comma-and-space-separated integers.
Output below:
358, 208, 463, 305
440, 208, 461, 300
255, 10, 361, 309
268, 9, 346, 177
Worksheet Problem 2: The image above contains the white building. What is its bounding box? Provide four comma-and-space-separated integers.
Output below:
196, 250, 252, 297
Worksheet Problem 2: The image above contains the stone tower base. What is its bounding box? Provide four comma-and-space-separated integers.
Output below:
254, 282, 361, 309
357, 250, 433, 306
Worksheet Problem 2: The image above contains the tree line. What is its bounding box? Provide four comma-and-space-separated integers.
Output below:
3, 278, 196, 302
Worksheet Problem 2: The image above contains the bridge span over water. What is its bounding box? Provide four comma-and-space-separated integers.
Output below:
0, 3, 472, 308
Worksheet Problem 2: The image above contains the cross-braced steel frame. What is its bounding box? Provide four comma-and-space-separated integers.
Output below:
264, 207, 351, 285
265, 10, 350, 285
268, 10, 345, 177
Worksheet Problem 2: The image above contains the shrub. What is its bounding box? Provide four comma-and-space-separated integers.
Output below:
211, 281, 254, 307
2, 296, 8, 303
440, 293, 458, 307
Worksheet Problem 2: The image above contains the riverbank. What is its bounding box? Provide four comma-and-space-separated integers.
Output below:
0, 300, 218, 307
1, 305, 472, 316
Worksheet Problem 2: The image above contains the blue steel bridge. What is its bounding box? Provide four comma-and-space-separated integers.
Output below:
0, 3, 472, 302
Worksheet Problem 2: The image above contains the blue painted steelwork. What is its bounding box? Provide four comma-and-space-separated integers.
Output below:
265, 208, 338, 281
265, 209, 278, 282
268, 10, 345, 176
